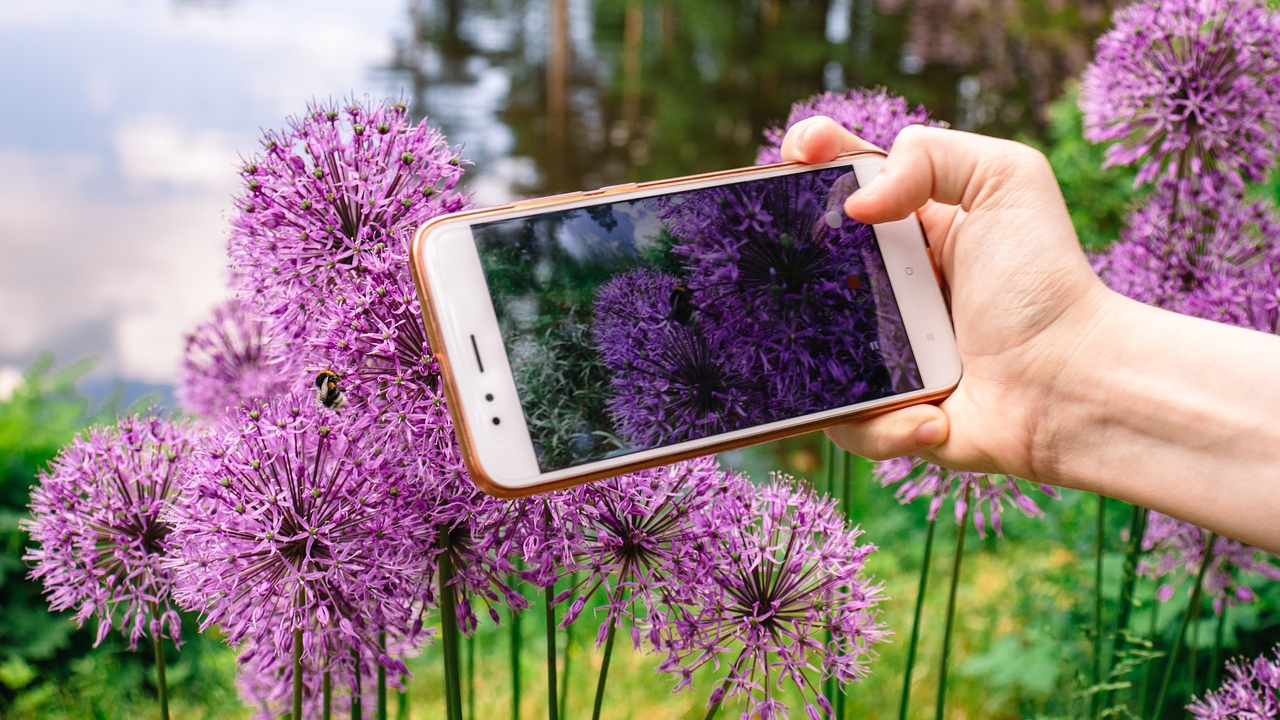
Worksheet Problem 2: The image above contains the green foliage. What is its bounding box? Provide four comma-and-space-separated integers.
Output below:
0, 356, 97, 691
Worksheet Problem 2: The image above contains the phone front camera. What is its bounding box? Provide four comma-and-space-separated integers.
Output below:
492, 417, 501, 426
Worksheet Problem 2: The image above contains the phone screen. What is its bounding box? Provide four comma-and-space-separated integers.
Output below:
471, 165, 923, 473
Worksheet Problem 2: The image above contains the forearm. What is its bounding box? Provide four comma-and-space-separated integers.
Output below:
1036, 292, 1280, 553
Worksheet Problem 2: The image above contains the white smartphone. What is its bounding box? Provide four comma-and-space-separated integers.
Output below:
410, 151, 961, 497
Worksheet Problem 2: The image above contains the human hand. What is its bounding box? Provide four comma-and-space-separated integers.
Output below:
782, 116, 1114, 483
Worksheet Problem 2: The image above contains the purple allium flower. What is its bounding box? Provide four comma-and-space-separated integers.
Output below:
657, 168, 915, 414
592, 268, 764, 447
1188, 644, 1280, 718
1093, 179, 1280, 325
875, 457, 1060, 538
310, 258, 453, 441
756, 87, 942, 163
1080, 0, 1280, 188
1140, 512, 1280, 611
177, 296, 297, 420
659, 476, 888, 720
167, 395, 433, 661
227, 96, 471, 345
22, 410, 195, 649
548, 457, 755, 649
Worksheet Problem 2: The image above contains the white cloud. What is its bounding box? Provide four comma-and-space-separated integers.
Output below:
114, 115, 241, 188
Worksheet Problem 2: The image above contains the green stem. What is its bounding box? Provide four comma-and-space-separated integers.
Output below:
378, 632, 388, 720
467, 633, 476, 720
545, 584, 560, 720
898, 517, 937, 720
591, 619, 618, 720
292, 627, 304, 720
323, 668, 332, 720
1114, 506, 1149, 648
1189, 583, 1204, 698
823, 439, 836, 498
702, 686, 724, 720
1138, 590, 1160, 719
152, 634, 170, 720
440, 548, 464, 720
1153, 533, 1217, 719
1091, 495, 1105, 720
1103, 504, 1149, 712
1210, 604, 1228, 689
559, 578, 575, 720
511, 590, 523, 720
351, 648, 362, 720
935, 498, 972, 720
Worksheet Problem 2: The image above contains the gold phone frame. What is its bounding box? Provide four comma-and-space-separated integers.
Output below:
409, 151, 958, 498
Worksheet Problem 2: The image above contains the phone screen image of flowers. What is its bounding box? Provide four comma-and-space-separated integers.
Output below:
473, 166, 923, 473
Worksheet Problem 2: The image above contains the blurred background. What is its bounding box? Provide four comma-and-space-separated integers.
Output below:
0, 0, 1116, 402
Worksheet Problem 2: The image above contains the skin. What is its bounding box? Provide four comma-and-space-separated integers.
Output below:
782, 116, 1280, 554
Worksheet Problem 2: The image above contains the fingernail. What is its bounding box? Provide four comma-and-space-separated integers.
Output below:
793, 121, 812, 149
914, 420, 942, 447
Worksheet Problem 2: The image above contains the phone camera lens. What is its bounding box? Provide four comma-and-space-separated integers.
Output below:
492, 417, 501, 426
485, 393, 494, 402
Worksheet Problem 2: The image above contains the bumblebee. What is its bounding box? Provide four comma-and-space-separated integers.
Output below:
667, 285, 697, 326
314, 369, 346, 409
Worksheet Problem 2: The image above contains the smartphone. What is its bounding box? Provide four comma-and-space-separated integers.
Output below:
409, 151, 961, 497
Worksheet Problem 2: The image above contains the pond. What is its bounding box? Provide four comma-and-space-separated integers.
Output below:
0, 0, 1112, 397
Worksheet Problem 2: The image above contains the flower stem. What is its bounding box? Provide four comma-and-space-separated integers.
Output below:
1091, 494, 1105, 720
1103, 504, 1148, 711
1138, 593, 1159, 719
935, 498, 971, 720
1113, 506, 1149, 650
1210, 604, 1228, 689
898, 517, 937, 720
1153, 532, 1217, 719
467, 633, 476, 720
510, 587, 523, 720
378, 631, 388, 720
439, 548, 464, 720
591, 619, 617, 720
152, 634, 170, 720
544, 584, 560, 720
292, 627, 304, 720
702, 687, 724, 720
351, 647, 363, 720
558, 579, 575, 720
323, 668, 332, 720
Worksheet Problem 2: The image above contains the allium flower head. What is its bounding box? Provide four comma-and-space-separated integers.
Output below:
1188, 644, 1280, 718
1081, 0, 1280, 187
658, 169, 912, 414
23, 410, 195, 648
177, 296, 296, 420
1140, 511, 1280, 611
660, 476, 888, 720
757, 87, 942, 163
875, 457, 1060, 538
312, 258, 452, 442
167, 394, 433, 660
592, 268, 763, 447
228, 96, 471, 342
1093, 178, 1280, 322
549, 457, 755, 648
